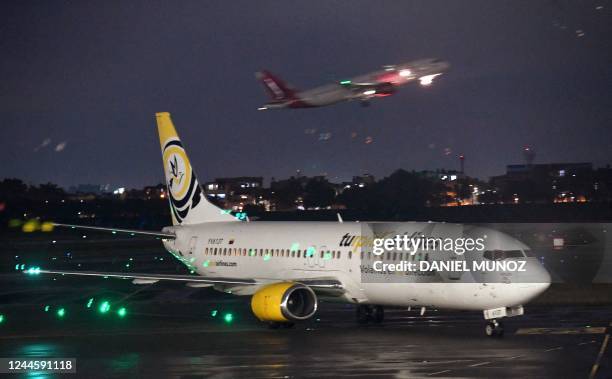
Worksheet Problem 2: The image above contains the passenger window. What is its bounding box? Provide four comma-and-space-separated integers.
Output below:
348, 251, 352, 259
338, 251, 342, 259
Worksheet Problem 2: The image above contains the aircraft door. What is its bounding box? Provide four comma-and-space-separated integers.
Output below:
318, 245, 328, 268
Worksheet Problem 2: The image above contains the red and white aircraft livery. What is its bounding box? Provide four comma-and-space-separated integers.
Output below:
256, 58, 450, 110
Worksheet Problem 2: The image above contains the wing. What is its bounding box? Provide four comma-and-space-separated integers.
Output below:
52, 223, 175, 239
31, 268, 344, 294
35, 269, 255, 285
341, 81, 397, 97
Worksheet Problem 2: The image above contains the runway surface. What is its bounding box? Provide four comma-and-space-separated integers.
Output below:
1, 233, 611, 378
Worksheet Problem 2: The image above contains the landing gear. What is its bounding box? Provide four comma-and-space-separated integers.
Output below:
485, 319, 504, 337
356, 305, 371, 324
356, 305, 384, 324
372, 305, 384, 323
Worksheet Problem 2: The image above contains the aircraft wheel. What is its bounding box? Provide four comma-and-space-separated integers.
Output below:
356, 305, 372, 324
372, 306, 384, 324
485, 320, 504, 337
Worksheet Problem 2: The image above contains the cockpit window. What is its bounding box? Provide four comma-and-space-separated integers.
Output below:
483, 250, 524, 260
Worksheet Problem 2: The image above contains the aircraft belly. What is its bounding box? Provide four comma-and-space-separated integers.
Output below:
360, 282, 525, 310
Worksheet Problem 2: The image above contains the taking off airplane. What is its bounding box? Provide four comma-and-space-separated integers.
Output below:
256, 58, 450, 110
36, 113, 550, 337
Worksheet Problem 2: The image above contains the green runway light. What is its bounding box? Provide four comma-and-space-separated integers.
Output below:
25, 267, 41, 275
223, 313, 234, 323
99, 301, 111, 314
56, 308, 65, 318
112, 231, 117, 234
125, 263, 130, 268
340, 80, 352, 85
0, 314, 4, 323
15, 264, 20, 271
211, 310, 218, 317
20, 264, 25, 270
86, 298, 94, 308
44, 305, 50, 312
117, 307, 127, 318
263, 254, 271, 261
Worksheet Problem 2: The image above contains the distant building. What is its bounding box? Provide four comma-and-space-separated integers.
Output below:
204, 177, 268, 212
491, 162, 594, 203
341, 174, 375, 191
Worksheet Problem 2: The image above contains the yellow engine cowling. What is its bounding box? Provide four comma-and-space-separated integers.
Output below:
251, 282, 318, 322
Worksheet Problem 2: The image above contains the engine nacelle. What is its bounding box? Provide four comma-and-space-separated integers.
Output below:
251, 282, 318, 322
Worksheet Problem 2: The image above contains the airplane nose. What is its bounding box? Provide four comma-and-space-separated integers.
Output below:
521, 261, 551, 301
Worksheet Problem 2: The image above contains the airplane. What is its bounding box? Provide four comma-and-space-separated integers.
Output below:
256, 58, 450, 110
29, 112, 550, 337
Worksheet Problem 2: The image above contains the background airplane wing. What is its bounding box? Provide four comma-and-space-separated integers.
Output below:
341, 81, 396, 97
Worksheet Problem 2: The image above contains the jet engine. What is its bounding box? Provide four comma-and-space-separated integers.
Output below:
251, 282, 318, 322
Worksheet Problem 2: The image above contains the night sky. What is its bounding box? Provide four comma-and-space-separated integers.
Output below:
2, 1, 611, 189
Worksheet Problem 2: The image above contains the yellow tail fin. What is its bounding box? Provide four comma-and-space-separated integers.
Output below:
156, 112, 236, 224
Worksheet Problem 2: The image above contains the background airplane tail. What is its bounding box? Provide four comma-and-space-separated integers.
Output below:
255, 70, 297, 101
156, 112, 237, 225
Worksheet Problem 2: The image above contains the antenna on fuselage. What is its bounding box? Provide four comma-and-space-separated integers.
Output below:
337, 213, 343, 223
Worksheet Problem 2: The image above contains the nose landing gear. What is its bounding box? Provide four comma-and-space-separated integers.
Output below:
485, 319, 504, 337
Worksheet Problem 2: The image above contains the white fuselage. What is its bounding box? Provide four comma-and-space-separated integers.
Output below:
162, 221, 550, 311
